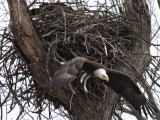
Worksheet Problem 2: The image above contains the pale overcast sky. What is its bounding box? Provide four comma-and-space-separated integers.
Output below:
0, 0, 159, 120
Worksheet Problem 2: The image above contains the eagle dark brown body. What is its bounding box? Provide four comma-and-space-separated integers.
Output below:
52, 57, 157, 117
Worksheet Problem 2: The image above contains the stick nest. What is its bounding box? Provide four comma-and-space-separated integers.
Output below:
0, 1, 136, 119
30, 2, 135, 66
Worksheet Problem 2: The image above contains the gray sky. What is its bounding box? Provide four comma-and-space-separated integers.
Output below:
0, 0, 159, 120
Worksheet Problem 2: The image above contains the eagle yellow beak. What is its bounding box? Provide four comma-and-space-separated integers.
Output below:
105, 76, 109, 82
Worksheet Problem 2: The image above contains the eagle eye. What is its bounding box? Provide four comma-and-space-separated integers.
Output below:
103, 75, 106, 77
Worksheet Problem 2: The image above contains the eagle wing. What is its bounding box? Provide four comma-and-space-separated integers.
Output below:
52, 57, 86, 89
106, 69, 156, 117
52, 57, 157, 117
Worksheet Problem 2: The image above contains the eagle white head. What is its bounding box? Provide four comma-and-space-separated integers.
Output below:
93, 68, 109, 82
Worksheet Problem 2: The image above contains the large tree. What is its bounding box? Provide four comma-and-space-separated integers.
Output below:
0, 0, 160, 119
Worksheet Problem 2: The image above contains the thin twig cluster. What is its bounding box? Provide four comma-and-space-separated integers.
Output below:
0, 1, 137, 119
30, 2, 134, 65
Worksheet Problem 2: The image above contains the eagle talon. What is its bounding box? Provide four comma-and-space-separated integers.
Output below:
80, 72, 90, 93
80, 73, 87, 83
53, 57, 157, 117
84, 87, 89, 93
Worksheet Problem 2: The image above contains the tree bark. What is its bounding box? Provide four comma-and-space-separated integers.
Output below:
7, 0, 151, 120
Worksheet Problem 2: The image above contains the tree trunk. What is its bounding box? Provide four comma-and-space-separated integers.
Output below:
7, 0, 151, 120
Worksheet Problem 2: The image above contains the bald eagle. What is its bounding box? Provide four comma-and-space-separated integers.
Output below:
52, 57, 157, 117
